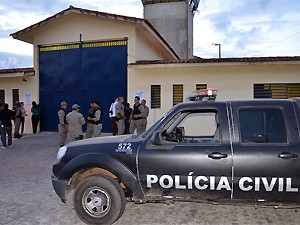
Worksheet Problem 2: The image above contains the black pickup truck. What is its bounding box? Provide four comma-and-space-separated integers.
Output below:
52, 97, 300, 224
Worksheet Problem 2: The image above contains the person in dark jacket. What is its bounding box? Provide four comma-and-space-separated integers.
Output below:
124, 103, 132, 134
85, 101, 103, 139
0, 103, 15, 148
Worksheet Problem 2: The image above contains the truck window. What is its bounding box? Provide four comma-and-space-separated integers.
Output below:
162, 111, 220, 143
239, 108, 287, 143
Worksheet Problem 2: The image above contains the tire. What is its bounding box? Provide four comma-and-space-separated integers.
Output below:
73, 174, 126, 225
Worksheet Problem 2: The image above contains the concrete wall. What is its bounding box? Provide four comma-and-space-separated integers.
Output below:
128, 62, 300, 128
144, 1, 194, 59
0, 75, 38, 134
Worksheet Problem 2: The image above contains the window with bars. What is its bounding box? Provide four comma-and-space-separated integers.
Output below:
0, 90, 5, 104
12, 89, 19, 105
254, 83, 300, 99
196, 84, 208, 90
173, 84, 183, 106
151, 85, 161, 108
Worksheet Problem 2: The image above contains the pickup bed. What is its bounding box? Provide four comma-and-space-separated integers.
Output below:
52, 98, 300, 224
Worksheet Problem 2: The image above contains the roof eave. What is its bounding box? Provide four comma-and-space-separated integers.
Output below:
0, 68, 35, 78
129, 56, 300, 67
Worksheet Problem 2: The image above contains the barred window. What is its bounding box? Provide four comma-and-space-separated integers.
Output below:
151, 85, 161, 108
196, 84, 208, 90
173, 84, 183, 106
12, 89, 19, 105
254, 83, 300, 99
0, 90, 4, 104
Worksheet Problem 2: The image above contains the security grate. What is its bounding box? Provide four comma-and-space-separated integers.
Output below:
254, 83, 300, 99
12, 89, 19, 106
0, 90, 4, 104
151, 85, 161, 108
173, 84, 183, 106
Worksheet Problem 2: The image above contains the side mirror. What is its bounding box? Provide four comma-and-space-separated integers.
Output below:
151, 130, 162, 146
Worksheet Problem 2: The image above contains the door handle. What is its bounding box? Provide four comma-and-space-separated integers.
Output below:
278, 152, 298, 159
208, 152, 228, 160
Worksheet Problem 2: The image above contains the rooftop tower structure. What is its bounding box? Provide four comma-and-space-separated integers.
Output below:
142, 0, 199, 59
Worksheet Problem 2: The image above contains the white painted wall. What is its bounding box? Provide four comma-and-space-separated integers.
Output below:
0, 75, 38, 134
128, 62, 300, 128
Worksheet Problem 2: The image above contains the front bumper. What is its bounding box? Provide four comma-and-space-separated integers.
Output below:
51, 174, 69, 202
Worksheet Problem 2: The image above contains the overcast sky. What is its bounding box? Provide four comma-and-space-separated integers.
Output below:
0, 0, 300, 69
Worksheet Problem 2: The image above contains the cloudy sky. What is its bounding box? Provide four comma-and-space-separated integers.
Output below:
0, 0, 300, 69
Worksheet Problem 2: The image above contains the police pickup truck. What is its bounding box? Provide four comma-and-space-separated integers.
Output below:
52, 89, 300, 224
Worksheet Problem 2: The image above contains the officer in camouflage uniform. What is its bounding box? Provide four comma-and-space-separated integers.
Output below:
140, 99, 149, 133
57, 101, 68, 147
66, 104, 85, 142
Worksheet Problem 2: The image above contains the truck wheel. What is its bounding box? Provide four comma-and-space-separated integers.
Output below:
73, 174, 126, 225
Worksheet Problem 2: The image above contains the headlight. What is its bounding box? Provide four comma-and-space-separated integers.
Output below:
55, 146, 67, 164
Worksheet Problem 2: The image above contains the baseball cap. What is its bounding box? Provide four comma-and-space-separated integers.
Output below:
61, 101, 67, 106
72, 104, 80, 110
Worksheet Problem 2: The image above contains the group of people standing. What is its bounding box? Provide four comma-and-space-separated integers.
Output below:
58, 96, 149, 147
0, 101, 40, 148
109, 96, 149, 136
57, 101, 103, 147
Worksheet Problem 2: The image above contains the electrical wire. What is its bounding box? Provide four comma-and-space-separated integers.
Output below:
264, 31, 300, 49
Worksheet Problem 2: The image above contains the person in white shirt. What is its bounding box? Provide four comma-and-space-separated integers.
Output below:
20, 102, 27, 135
109, 98, 118, 136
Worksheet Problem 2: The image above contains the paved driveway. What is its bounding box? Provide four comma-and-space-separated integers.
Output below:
0, 132, 299, 225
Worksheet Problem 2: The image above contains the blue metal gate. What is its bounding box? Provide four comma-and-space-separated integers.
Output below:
39, 39, 128, 132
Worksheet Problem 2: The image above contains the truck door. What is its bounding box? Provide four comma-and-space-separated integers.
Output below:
138, 103, 233, 200
231, 101, 300, 202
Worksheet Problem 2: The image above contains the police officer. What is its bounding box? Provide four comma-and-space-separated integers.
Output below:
130, 96, 144, 134
66, 104, 85, 142
85, 101, 102, 139
58, 101, 68, 147
115, 97, 126, 135
124, 103, 133, 134
141, 99, 149, 133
